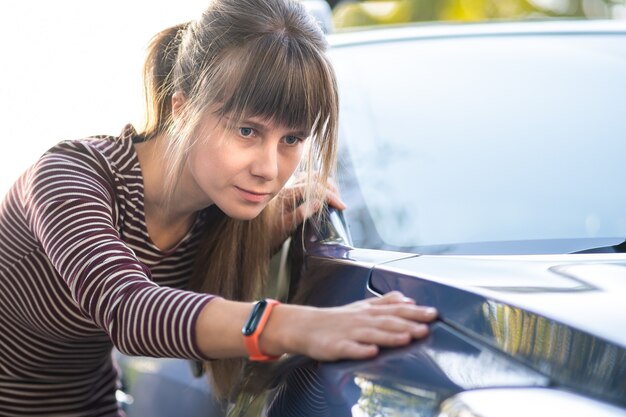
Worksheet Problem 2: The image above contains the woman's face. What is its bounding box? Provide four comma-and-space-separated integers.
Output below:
184, 110, 308, 219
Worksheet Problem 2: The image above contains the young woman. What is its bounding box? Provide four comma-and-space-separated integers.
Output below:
0, 0, 437, 414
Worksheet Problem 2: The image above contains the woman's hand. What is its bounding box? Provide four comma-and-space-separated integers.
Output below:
270, 175, 346, 251
261, 291, 438, 361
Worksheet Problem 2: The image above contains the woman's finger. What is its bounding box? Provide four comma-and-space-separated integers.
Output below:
351, 327, 414, 348
273, 200, 319, 240
277, 186, 306, 211
370, 304, 438, 322
280, 178, 345, 212
290, 200, 321, 226
367, 291, 415, 305
325, 191, 346, 210
331, 340, 379, 360
368, 315, 430, 337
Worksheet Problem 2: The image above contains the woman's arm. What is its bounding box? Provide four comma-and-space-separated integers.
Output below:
23, 142, 214, 360
196, 291, 437, 360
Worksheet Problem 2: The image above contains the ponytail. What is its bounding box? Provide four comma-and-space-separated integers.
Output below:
141, 22, 189, 139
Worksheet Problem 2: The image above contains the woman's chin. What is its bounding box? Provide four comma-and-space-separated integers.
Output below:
220, 204, 267, 221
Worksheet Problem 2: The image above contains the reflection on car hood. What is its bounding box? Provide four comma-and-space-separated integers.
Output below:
369, 252, 626, 405
373, 253, 626, 347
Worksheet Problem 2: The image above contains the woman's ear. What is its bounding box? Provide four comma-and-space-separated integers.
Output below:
171, 91, 186, 117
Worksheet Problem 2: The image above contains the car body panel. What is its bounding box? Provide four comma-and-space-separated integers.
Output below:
372, 253, 626, 347
327, 19, 626, 48
268, 212, 626, 415
369, 255, 626, 407
266, 322, 549, 417
441, 388, 626, 417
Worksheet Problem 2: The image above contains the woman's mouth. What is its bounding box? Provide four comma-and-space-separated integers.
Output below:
235, 187, 271, 203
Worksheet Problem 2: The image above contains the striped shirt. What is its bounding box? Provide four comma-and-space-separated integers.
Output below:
0, 125, 215, 416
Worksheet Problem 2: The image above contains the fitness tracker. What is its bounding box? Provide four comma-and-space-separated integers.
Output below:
242, 299, 281, 361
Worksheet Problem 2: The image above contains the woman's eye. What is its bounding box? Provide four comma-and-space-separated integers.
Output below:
283, 136, 301, 146
239, 127, 254, 137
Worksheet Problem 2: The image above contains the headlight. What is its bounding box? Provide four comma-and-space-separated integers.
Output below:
438, 388, 626, 417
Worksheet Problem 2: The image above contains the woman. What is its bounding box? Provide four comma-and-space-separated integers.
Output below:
0, 0, 436, 414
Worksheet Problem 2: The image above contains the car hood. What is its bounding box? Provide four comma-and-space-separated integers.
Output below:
369, 252, 626, 403
372, 252, 626, 347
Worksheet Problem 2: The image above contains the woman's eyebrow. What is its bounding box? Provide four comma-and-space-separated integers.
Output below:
287, 128, 309, 137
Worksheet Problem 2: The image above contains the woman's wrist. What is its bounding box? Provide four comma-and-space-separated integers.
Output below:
196, 298, 319, 359
257, 304, 312, 357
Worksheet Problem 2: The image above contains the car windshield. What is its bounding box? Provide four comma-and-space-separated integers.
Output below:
331, 30, 626, 254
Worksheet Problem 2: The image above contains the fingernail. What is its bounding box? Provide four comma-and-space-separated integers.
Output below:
402, 297, 415, 303
425, 307, 438, 316
413, 324, 428, 333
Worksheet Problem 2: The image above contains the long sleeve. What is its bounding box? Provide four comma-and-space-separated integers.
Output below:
21, 141, 214, 360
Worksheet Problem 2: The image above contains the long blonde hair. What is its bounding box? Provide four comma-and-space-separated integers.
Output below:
140, 0, 339, 399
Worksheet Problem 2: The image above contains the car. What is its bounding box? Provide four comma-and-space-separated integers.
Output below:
118, 19, 626, 417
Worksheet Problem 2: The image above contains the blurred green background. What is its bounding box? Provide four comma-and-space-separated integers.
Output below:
328, 0, 626, 29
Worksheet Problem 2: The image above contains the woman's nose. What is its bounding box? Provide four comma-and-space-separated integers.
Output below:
250, 143, 279, 181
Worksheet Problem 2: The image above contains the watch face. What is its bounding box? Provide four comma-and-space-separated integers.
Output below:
242, 299, 268, 336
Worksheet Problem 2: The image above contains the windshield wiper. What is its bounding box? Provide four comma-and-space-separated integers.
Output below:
571, 239, 626, 254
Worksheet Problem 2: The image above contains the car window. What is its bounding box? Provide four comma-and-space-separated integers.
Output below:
331, 33, 626, 253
